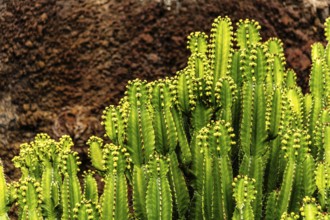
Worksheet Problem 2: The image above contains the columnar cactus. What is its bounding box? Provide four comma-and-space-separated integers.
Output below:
2, 15, 330, 220
0, 160, 9, 220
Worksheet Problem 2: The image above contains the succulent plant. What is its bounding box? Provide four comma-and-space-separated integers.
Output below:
2, 15, 330, 220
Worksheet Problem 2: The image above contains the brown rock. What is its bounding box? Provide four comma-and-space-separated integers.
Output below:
40, 13, 48, 22
148, 53, 160, 63
171, 36, 183, 45
22, 104, 30, 111
140, 33, 153, 43
281, 15, 293, 26
37, 61, 46, 69
24, 40, 33, 48
294, 29, 309, 42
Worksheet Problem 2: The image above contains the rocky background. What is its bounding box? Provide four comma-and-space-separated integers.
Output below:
0, 0, 329, 181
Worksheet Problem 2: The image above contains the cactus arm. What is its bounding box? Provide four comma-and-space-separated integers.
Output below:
127, 85, 143, 166
73, 199, 99, 220
67, 154, 81, 206
310, 58, 325, 100
102, 105, 126, 146
83, 171, 98, 204
249, 157, 264, 219
189, 135, 204, 219
151, 81, 177, 155
254, 44, 268, 83
311, 42, 325, 61
240, 80, 268, 157
175, 70, 194, 114
265, 136, 282, 192
193, 122, 234, 219
230, 50, 242, 86
214, 76, 237, 123
309, 59, 327, 156
212, 158, 225, 220
187, 32, 208, 55
269, 88, 283, 138
286, 69, 297, 88
253, 83, 268, 155
100, 144, 129, 220
302, 155, 316, 196
209, 16, 233, 83
219, 155, 234, 219
265, 191, 278, 220
217, 121, 235, 218
240, 81, 253, 155
87, 136, 105, 171
287, 88, 304, 126
189, 52, 210, 80
61, 174, 81, 220
132, 166, 147, 219
324, 126, 330, 164
146, 173, 159, 220
201, 146, 213, 219
300, 197, 323, 220
0, 160, 8, 220
61, 176, 70, 220
146, 156, 172, 220
100, 174, 116, 220
277, 159, 296, 218
315, 162, 329, 209
17, 178, 43, 220
230, 50, 242, 160
191, 102, 213, 132
41, 161, 56, 220
232, 175, 256, 220
325, 17, 330, 42
101, 173, 128, 220
304, 94, 312, 126
168, 152, 189, 219
126, 80, 155, 165
60, 153, 82, 220
290, 161, 304, 212
115, 172, 129, 220
171, 107, 191, 165
236, 19, 261, 49
266, 38, 284, 55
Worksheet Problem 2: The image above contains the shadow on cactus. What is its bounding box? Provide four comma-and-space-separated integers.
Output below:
1, 16, 330, 219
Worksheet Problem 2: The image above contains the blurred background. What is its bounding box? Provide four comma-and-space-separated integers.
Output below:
0, 0, 329, 181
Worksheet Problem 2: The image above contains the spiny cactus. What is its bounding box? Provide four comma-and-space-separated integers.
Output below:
3, 15, 330, 220
0, 160, 9, 220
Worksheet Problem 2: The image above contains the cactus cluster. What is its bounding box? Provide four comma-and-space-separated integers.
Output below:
1, 16, 330, 219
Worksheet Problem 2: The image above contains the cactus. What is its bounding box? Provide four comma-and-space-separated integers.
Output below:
3, 15, 330, 220
146, 155, 172, 220
0, 160, 9, 220
100, 144, 130, 220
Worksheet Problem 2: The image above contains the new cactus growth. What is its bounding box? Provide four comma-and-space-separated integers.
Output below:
2, 15, 330, 219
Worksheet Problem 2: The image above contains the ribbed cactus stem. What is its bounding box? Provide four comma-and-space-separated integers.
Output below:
87, 136, 105, 171
300, 197, 323, 220
232, 175, 257, 220
146, 155, 172, 220
0, 160, 8, 220
17, 177, 43, 220
100, 144, 129, 220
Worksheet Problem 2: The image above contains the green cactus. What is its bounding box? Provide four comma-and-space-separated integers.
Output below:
3, 14, 330, 220
232, 175, 257, 220
100, 144, 130, 220
146, 155, 172, 220
0, 160, 9, 220
16, 177, 43, 220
